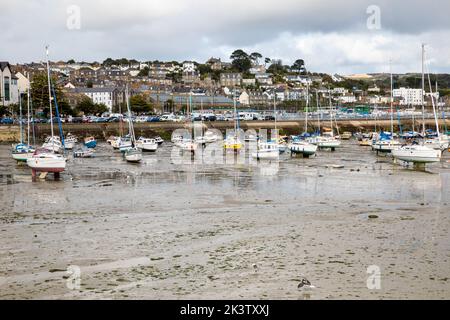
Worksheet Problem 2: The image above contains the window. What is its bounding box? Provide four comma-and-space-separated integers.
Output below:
4, 77, 10, 101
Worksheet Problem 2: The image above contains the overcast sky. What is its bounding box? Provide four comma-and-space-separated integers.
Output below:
2, 0, 450, 74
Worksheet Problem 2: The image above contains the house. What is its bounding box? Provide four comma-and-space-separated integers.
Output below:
70, 87, 120, 112
284, 75, 312, 85
15, 72, 30, 93
1, 62, 19, 106
239, 91, 250, 105
182, 61, 196, 73
242, 78, 256, 86
206, 58, 222, 71
255, 73, 273, 85
220, 73, 242, 87
182, 71, 200, 84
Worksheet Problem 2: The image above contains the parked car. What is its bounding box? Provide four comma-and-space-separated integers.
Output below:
135, 116, 148, 123
107, 116, 120, 123
47, 117, 65, 123
263, 115, 275, 121
203, 114, 216, 121
94, 117, 108, 123
71, 117, 84, 123
146, 116, 160, 122
0, 118, 14, 124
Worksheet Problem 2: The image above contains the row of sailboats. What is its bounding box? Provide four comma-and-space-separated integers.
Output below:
371, 44, 447, 164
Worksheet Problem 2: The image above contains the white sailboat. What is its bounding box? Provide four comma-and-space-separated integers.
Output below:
253, 92, 282, 159
392, 44, 442, 164
124, 85, 142, 163
251, 142, 279, 160
372, 62, 401, 153
289, 84, 318, 157
224, 90, 243, 151
12, 82, 35, 162
309, 88, 341, 151
27, 46, 66, 175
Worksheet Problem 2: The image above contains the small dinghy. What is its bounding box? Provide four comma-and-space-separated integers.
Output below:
73, 146, 95, 158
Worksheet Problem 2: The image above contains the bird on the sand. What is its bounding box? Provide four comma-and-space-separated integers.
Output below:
297, 277, 316, 300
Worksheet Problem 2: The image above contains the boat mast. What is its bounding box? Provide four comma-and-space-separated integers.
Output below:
390, 60, 394, 136
421, 43, 426, 136
425, 62, 440, 138
27, 73, 31, 147
273, 92, 277, 137
18, 89, 23, 144
125, 84, 135, 146
316, 90, 320, 134
45, 46, 54, 144
305, 83, 309, 134
328, 87, 333, 136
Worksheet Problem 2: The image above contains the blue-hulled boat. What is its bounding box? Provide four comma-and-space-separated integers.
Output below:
84, 136, 97, 148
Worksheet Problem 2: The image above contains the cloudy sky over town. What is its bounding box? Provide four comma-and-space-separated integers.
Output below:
2, 0, 450, 74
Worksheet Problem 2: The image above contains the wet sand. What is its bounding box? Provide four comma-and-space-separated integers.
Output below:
0, 141, 449, 299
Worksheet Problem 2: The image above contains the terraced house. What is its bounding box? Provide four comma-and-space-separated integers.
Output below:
0, 61, 19, 106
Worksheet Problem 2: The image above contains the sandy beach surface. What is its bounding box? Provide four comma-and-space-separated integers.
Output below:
0, 141, 449, 299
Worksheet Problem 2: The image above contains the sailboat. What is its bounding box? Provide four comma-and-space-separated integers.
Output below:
27, 46, 66, 176
12, 80, 35, 162
392, 44, 441, 164
308, 88, 341, 151
422, 79, 449, 150
372, 63, 401, 153
252, 94, 279, 160
224, 90, 243, 151
289, 84, 318, 157
124, 84, 142, 163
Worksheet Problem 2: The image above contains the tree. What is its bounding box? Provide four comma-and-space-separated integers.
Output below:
267, 60, 286, 75
264, 57, 271, 67
76, 97, 96, 115
292, 59, 305, 74
250, 52, 263, 66
138, 67, 149, 77
86, 80, 93, 88
30, 72, 67, 118
67, 59, 75, 64
230, 49, 252, 73
130, 94, 153, 114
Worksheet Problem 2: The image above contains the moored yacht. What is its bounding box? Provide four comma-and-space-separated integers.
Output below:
392, 144, 441, 163
136, 137, 158, 152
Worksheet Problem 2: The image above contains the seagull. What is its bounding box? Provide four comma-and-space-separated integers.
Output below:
297, 277, 316, 300
252, 263, 258, 273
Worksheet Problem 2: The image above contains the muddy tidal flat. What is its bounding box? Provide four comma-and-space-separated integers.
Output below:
0, 141, 449, 300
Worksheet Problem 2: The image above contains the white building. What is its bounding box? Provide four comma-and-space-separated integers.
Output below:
338, 95, 357, 103
0, 62, 19, 106
74, 87, 116, 112
182, 61, 196, 73
15, 72, 30, 93
392, 87, 424, 106
239, 91, 250, 105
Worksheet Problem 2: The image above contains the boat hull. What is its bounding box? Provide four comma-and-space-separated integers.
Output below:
26, 157, 66, 172
84, 140, 97, 148
137, 143, 158, 152
392, 148, 441, 163
12, 152, 34, 162
289, 143, 318, 156
251, 150, 279, 160
125, 149, 142, 162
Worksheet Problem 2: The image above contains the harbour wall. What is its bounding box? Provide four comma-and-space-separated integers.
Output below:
0, 119, 449, 142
